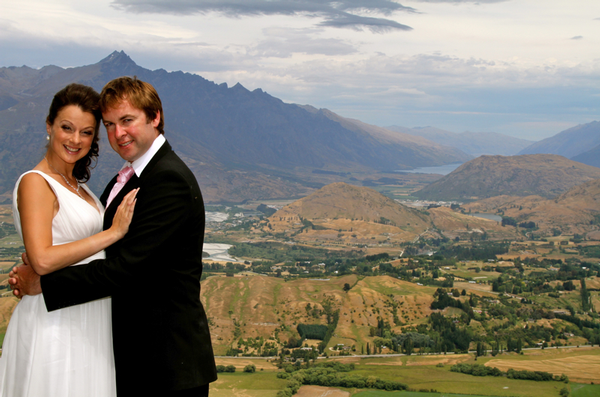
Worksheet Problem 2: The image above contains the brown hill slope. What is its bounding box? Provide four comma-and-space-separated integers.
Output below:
464, 178, 600, 235
200, 274, 436, 355
427, 207, 520, 241
268, 182, 431, 243
415, 154, 600, 201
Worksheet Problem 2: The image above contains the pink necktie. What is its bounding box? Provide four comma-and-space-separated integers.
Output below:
106, 166, 135, 207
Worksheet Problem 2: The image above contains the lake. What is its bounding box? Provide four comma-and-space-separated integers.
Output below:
467, 213, 502, 222
397, 163, 463, 175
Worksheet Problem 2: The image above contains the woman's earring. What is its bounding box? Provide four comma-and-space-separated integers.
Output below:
46, 135, 50, 141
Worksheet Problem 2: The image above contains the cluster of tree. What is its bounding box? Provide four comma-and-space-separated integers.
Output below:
216, 365, 236, 373
256, 204, 277, 217
429, 312, 472, 352
228, 241, 360, 264
296, 324, 328, 340
519, 221, 536, 229
501, 216, 518, 227
430, 288, 473, 318
451, 363, 503, 377
437, 241, 510, 261
451, 364, 567, 383
234, 336, 279, 357
276, 364, 408, 397
317, 309, 340, 353
507, 369, 568, 383
0, 222, 16, 240
391, 332, 433, 355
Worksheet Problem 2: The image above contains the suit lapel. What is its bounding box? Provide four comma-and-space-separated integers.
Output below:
102, 140, 172, 219
137, 140, 172, 183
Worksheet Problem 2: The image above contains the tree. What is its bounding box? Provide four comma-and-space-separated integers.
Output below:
243, 364, 256, 373
403, 337, 414, 356
516, 339, 522, 354
343, 283, 351, 292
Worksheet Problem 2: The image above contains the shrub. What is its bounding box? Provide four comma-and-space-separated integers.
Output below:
243, 364, 256, 373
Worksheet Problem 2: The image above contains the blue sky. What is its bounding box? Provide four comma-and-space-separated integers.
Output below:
2, 0, 599, 140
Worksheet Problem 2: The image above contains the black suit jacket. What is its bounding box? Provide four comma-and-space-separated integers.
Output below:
41, 141, 217, 395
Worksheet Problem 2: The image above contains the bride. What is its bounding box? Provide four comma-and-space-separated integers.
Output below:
0, 83, 137, 396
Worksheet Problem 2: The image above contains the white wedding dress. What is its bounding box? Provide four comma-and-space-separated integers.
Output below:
0, 171, 116, 397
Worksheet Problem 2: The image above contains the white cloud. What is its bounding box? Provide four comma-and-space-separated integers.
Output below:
1, 0, 600, 139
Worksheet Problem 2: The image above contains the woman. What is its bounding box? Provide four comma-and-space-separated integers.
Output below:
0, 84, 137, 396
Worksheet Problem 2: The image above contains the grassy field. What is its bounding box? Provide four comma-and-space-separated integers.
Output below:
571, 383, 600, 397
209, 372, 287, 397
353, 392, 499, 397
351, 361, 567, 397
210, 349, 600, 396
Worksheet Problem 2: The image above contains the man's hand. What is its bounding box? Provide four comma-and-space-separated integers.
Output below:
8, 253, 42, 298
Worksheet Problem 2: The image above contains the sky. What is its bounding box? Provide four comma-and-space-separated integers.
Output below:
2, 0, 600, 141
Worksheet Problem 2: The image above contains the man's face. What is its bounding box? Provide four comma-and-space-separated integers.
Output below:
102, 100, 160, 162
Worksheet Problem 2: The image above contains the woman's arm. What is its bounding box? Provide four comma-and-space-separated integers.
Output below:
17, 173, 137, 276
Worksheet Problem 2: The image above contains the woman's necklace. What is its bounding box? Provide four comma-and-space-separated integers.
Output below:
44, 156, 84, 200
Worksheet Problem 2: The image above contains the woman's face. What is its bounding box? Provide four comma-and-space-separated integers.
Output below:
46, 105, 96, 165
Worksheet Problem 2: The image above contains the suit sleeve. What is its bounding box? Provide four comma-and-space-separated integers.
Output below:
41, 167, 194, 311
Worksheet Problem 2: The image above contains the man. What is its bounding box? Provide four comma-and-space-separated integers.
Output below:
11, 77, 217, 396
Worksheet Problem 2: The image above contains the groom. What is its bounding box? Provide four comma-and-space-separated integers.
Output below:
11, 77, 217, 396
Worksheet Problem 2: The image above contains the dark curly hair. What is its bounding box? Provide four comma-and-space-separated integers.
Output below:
46, 84, 101, 182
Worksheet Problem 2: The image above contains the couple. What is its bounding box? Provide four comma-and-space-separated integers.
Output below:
1, 78, 217, 396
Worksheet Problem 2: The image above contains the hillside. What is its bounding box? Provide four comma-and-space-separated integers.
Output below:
267, 182, 431, 243
518, 121, 600, 159
316, 112, 472, 168
200, 274, 437, 355
0, 51, 468, 202
414, 154, 600, 201
571, 143, 600, 168
427, 206, 520, 241
464, 178, 600, 235
386, 125, 533, 156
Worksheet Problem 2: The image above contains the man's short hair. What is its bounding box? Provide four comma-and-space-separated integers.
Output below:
100, 76, 165, 134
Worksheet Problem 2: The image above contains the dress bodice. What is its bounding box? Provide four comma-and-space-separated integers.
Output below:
12, 170, 105, 265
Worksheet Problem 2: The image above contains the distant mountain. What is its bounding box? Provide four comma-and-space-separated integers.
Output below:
414, 154, 600, 201
316, 112, 472, 169
386, 125, 534, 156
518, 121, 600, 159
0, 51, 469, 202
571, 144, 600, 168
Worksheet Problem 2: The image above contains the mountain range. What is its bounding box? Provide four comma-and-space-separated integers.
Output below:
387, 125, 534, 157
518, 121, 600, 168
0, 51, 470, 203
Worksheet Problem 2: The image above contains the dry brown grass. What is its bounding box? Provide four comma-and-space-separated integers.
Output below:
485, 348, 600, 383
295, 386, 350, 397
0, 297, 18, 329
214, 357, 277, 371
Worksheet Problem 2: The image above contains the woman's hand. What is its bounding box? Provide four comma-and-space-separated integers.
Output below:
110, 188, 139, 240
